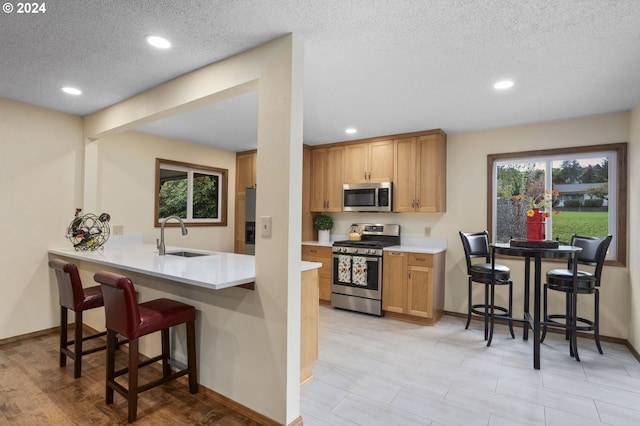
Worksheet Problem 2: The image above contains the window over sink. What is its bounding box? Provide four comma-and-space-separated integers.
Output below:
155, 159, 228, 227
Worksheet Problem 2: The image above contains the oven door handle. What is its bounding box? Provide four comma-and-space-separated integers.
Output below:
355, 255, 381, 262
333, 254, 381, 262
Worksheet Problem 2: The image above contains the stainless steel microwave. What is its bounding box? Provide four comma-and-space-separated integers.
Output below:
343, 182, 393, 212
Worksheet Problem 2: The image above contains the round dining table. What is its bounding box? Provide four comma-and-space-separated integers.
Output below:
489, 242, 583, 369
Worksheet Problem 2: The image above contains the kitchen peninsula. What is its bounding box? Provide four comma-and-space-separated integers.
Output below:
49, 238, 260, 290
48, 236, 322, 408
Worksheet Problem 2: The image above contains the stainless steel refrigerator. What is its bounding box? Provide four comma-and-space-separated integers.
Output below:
245, 187, 256, 255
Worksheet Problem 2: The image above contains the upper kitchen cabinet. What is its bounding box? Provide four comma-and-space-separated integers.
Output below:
234, 150, 256, 254
236, 151, 257, 195
310, 146, 344, 212
343, 140, 394, 183
394, 132, 446, 212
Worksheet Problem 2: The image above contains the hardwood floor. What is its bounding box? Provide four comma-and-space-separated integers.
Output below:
0, 329, 263, 425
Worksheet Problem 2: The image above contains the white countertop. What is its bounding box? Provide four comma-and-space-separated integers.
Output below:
301, 241, 333, 247
49, 238, 321, 291
384, 245, 446, 254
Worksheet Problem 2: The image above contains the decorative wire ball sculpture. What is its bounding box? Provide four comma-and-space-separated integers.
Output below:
67, 211, 111, 251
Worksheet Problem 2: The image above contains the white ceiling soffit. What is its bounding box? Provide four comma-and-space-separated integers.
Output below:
2, 0, 640, 150
135, 91, 259, 152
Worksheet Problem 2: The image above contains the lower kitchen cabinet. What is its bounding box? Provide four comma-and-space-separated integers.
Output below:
300, 268, 319, 384
382, 250, 445, 325
301, 245, 332, 303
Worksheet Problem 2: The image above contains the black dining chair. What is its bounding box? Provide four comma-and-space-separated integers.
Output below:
459, 231, 515, 340
541, 234, 612, 355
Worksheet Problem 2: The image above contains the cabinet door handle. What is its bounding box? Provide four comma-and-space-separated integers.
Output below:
415, 257, 426, 261
411, 199, 415, 208
310, 249, 318, 253
416, 199, 420, 208
408, 270, 412, 278
389, 252, 402, 256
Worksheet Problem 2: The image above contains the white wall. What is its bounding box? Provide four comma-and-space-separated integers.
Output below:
81, 35, 304, 425
97, 130, 236, 252
2, 62, 637, 424
0, 98, 83, 339
330, 112, 632, 339
628, 102, 640, 349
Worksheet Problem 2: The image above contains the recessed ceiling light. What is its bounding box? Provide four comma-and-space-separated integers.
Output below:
61, 87, 82, 95
345, 128, 357, 134
494, 80, 514, 90
145, 35, 171, 49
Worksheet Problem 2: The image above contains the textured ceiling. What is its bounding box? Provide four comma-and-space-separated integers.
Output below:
2, 0, 640, 152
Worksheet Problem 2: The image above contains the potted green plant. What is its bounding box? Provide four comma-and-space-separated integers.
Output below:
313, 214, 333, 243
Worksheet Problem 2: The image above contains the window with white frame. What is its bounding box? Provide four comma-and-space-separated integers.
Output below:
155, 159, 228, 227
487, 143, 627, 265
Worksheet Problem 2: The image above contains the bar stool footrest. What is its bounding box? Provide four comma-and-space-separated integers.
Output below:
471, 304, 510, 317
545, 314, 596, 332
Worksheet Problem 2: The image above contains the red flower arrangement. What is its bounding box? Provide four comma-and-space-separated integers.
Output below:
516, 189, 561, 218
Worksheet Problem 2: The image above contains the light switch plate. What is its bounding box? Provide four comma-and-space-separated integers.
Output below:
261, 216, 272, 238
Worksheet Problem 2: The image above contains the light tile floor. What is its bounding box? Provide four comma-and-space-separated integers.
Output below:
301, 306, 640, 426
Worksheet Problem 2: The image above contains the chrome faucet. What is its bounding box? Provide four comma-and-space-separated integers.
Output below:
157, 216, 188, 255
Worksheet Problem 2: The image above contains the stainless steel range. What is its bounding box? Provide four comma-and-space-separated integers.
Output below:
331, 223, 400, 316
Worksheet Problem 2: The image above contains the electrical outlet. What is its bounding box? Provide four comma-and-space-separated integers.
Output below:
424, 226, 431, 237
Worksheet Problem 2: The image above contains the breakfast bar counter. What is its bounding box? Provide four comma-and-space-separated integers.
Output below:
49, 238, 321, 290
47, 236, 322, 409
49, 242, 257, 290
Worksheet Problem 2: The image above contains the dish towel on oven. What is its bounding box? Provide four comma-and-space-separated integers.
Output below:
352, 256, 368, 286
338, 255, 351, 283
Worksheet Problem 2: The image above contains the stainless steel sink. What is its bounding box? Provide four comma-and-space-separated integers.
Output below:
166, 251, 211, 257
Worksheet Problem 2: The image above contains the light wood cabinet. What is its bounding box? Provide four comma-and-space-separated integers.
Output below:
234, 195, 246, 254
234, 151, 257, 254
301, 245, 332, 303
382, 250, 445, 325
310, 146, 344, 212
381, 251, 407, 314
236, 151, 257, 195
394, 133, 446, 212
300, 268, 319, 384
301, 146, 315, 241
343, 140, 394, 183
407, 254, 434, 318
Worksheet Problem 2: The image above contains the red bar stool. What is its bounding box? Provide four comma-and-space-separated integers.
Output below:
94, 271, 198, 423
48, 259, 108, 379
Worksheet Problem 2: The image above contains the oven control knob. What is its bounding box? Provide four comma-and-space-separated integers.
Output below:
367, 249, 375, 255
353, 249, 359, 254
